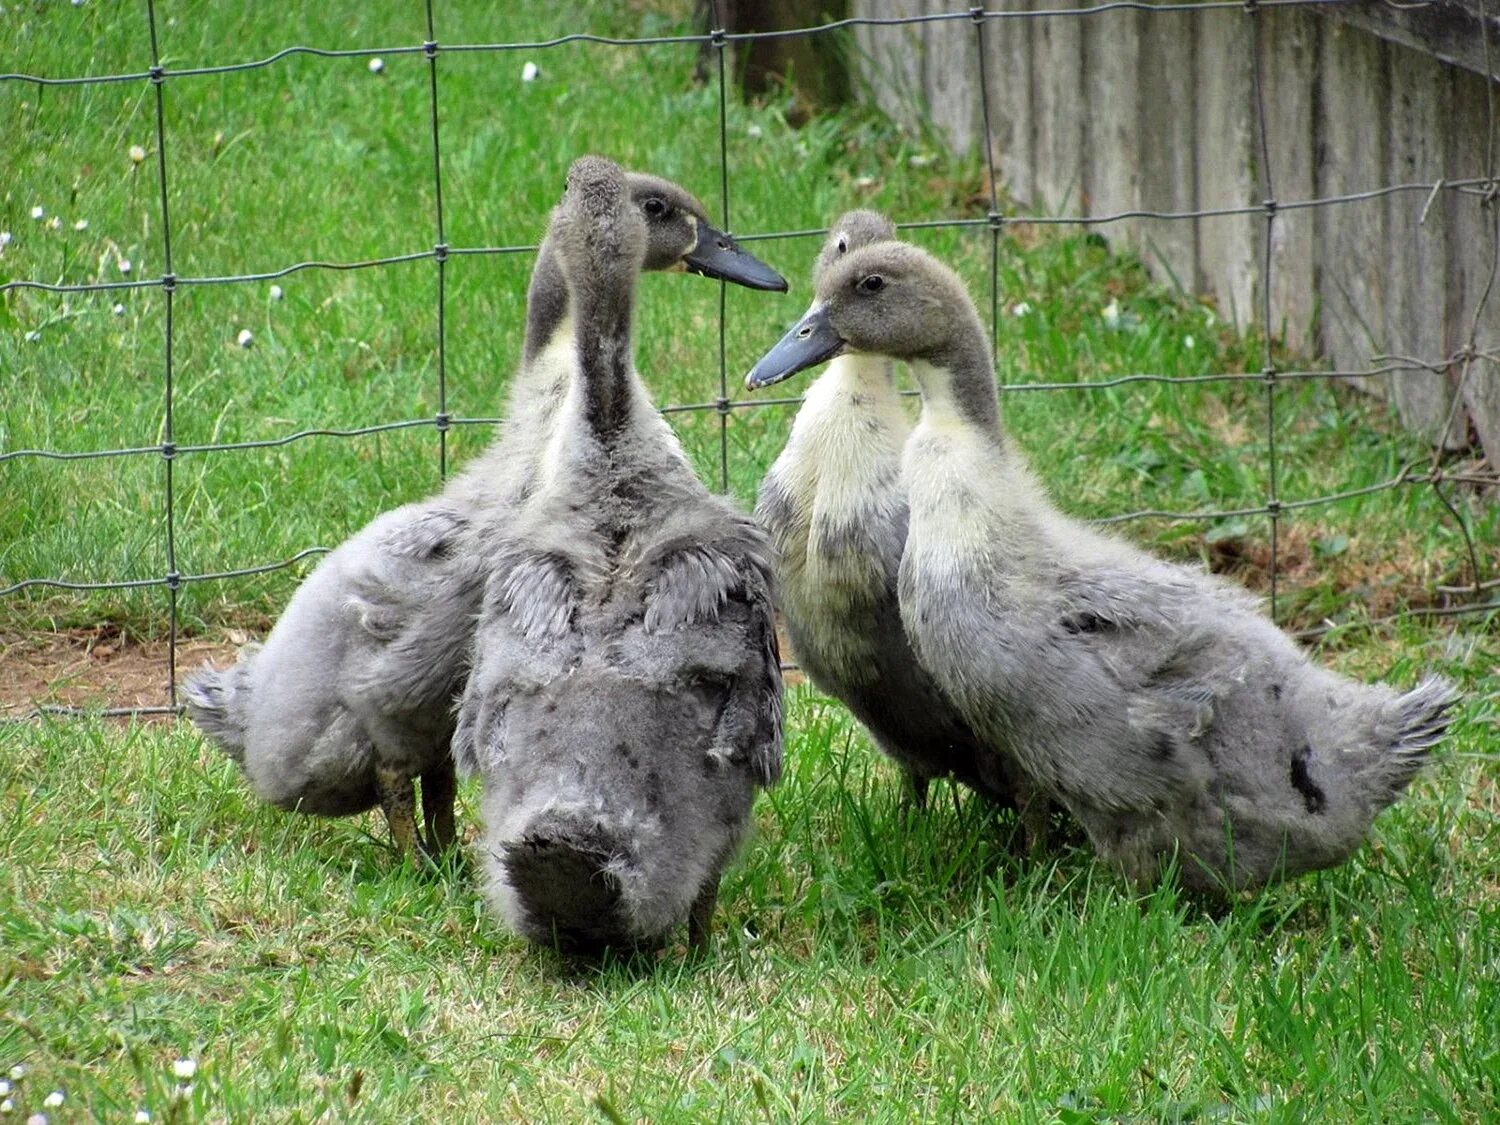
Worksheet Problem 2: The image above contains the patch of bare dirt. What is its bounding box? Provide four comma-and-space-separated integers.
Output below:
1201, 521, 1483, 632
1, 621, 806, 718
0, 625, 243, 718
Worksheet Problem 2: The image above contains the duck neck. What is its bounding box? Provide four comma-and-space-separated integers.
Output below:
567, 251, 640, 440
909, 326, 1003, 444
824, 351, 898, 397
522, 238, 568, 365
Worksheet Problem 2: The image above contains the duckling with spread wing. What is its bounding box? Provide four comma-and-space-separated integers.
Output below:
184, 171, 784, 860
454, 156, 782, 951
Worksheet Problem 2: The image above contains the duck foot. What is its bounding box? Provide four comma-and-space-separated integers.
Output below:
376, 765, 422, 860
420, 757, 458, 857
898, 769, 931, 822
687, 879, 719, 952
1017, 786, 1053, 861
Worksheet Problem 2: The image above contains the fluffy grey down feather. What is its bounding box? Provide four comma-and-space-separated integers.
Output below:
182, 167, 780, 844
452, 156, 783, 951
748, 237, 1457, 894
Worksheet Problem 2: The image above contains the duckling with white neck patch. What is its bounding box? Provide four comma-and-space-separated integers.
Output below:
745, 237, 1456, 894
756, 211, 1028, 815
455, 156, 782, 952
183, 169, 785, 861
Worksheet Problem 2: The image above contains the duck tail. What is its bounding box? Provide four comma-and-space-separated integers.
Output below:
1380, 676, 1459, 793
182, 644, 260, 764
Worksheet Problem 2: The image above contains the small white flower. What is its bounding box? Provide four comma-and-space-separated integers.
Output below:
269, 284, 284, 301
129, 144, 146, 164
0, 1100, 11, 1115
852, 174, 875, 189
172, 1058, 197, 1081
1101, 299, 1121, 328
521, 61, 538, 82
45, 216, 61, 230
236, 329, 254, 348
25, 1115, 45, 1125
72, 0, 85, 6
908, 153, 934, 169
367, 57, 384, 74
0, 1079, 9, 1096
1184, 334, 1195, 350
134, 1113, 151, 1124
1010, 301, 1032, 317
41, 1094, 62, 1110
118, 258, 132, 274
30, 206, 43, 220
0, 231, 11, 248
74, 219, 88, 231
746, 123, 762, 139
24, 330, 39, 343
113, 303, 126, 316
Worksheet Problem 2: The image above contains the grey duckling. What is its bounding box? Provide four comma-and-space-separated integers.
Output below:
755, 211, 1027, 814
184, 171, 784, 860
745, 238, 1457, 894
454, 156, 782, 952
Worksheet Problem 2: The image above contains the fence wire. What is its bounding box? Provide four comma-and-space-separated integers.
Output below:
2, 0, 1497, 719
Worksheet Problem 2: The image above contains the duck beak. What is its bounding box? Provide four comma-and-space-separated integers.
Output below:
745, 304, 845, 390
683, 222, 788, 291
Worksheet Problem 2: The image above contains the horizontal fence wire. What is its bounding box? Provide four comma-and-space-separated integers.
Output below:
2, 0, 1497, 719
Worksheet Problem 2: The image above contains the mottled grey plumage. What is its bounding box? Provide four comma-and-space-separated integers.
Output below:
183, 168, 785, 858
755, 211, 1024, 811
453, 156, 782, 952
745, 238, 1457, 893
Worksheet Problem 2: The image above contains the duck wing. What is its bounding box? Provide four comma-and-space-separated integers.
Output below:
451, 541, 582, 777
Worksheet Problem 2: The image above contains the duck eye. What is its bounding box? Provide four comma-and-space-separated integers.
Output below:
643, 198, 667, 218
859, 274, 885, 293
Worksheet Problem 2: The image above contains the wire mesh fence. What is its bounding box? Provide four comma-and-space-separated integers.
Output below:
2, 0, 1497, 719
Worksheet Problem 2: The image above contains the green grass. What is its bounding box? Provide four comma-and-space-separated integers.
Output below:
1, 677, 1497, 1121
3, 1, 1498, 1120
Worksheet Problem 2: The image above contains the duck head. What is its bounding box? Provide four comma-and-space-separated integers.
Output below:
745, 240, 976, 390
811, 208, 897, 283
627, 172, 787, 291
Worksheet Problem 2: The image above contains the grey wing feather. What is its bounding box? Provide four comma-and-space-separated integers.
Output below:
643, 544, 742, 633
747, 578, 785, 786
722, 547, 784, 787
455, 542, 576, 776
489, 544, 576, 639
343, 505, 470, 642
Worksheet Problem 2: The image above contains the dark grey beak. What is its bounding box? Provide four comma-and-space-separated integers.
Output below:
684, 222, 788, 292
745, 304, 846, 390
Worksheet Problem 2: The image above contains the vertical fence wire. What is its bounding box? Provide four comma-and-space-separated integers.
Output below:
712, 6, 732, 495
971, 6, 1004, 366
424, 0, 451, 481
145, 0, 179, 708
2, 3, 1498, 719
1247, 1, 1281, 621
